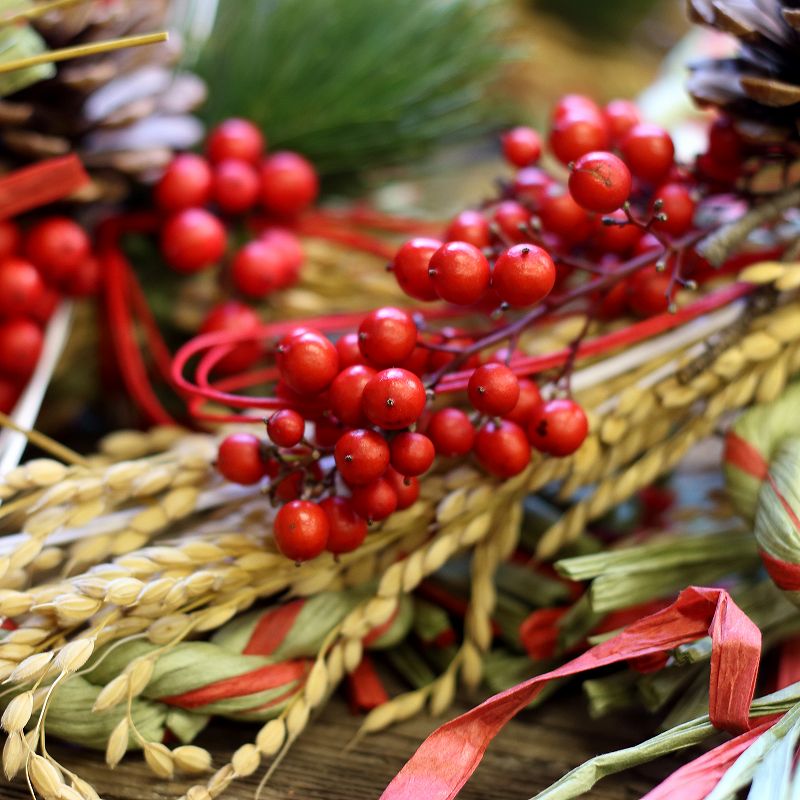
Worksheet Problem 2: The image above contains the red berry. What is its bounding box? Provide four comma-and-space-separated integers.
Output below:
276, 328, 338, 395
399, 341, 430, 376
267, 409, 305, 447
335, 332, 363, 368
314, 415, 346, 448
385, 468, 420, 510
259, 228, 304, 280
591, 210, 641, 255
330, 364, 375, 427
392, 237, 441, 302
468, 363, 520, 416
161, 208, 227, 273
274, 468, 304, 502
474, 419, 531, 477
603, 100, 640, 143
596, 278, 629, 321
428, 241, 490, 306
358, 307, 417, 367
549, 112, 610, 165
0, 377, 20, 413
651, 183, 695, 237
504, 378, 543, 425
0, 319, 42, 379
260, 151, 318, 216
0, 221, 21, 261
444, 211, 489, 249
212, 159, 260, 214
568, 151, 632, 213
334, 429, 390, 486
155, 154, 212, 211
207, 118, 264, 164
350, 478, 397, 522
0, 258, 45, 318
492, 244, 555, 308
390, 431, 435, 477
274, 500, 329, 561
29, 287, 59, 325
553, 94, 601, 122
61, 256, 101, 297
231, 240, 290, 297
25, 218, 90, 284
217, 433, 266, 484
512, 168, 552, 207
621, 124, 674, 183
707, 117, 744, 165
501, 126, 542, 167
492, 200, 531, 243
320, 496, 367, 554
362, 368, 426, 430
200, 301, 263, 375
528, 399, 588, 456
426, 408, 475, 457
538, 191, 591, 243
427, 335, 478, 373
627, 266, 670, 317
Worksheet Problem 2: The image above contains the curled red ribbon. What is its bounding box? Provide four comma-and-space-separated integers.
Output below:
381, 587, 760, 800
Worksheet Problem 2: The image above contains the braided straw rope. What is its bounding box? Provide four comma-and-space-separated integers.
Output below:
0, 262, 796, 797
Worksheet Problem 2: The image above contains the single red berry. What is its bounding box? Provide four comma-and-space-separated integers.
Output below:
390, 431, 435, 476
0, 258, 45, 317
444, 212, 489, 249
426, 408, 475, 457
274, 500, 329, 561
707, 116, 744, 165
0, 377, 20, 414
591, 210, 641, 255
392, 237, 441, 302
385, 468, 420, 510
274, 468, 304, 502
603, 99, 640, 143
206, 118, 264, 164
549, 111, 610, 165
231, 240, 291, 297
217, 433, 266, 484
358, 307, 417, 367
350, 478, 397, 522
330, 364, 376, 427
314, 415, 346, 448
501, 126, 542, 167
492, 244, 556, 308
468, 363, 520, 416
276, 328, 339, 394
651, 183, 695, 237
427, 335, 479, 373
155, 154, 212, 211
620, 124, 674, 183
399, 340, 430, 377
552, 94, 601, 122
335, 332, 364, 368
492, 200, 531, 243
25, 218, 90, 284
512, 167, 553, 208
0, 318, 42, 378
0, 221, 21, 261
362, 368, 426, 430
61, 255, 101, 297
428, 241, 490, 306
504, 378, 543, 425
596, 279, 629, 321
334, 428, 390, 486
568, 151, 632, 213
528, 399, 588, 457
538, 191, 591, 243
260, 151, 318, 216
161, 208, 227, 273
267, 409, 305, 447
627, 266, 670, 317
200, 301, 263, 375
320, 496, 367, 554
259, 228, 304, 281
212, 158, 260, 214
474, 419, 531, 477
29, 287, 59, 325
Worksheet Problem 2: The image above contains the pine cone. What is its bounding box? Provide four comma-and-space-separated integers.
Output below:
686, 0, 800, 145
0, 0, 205, 201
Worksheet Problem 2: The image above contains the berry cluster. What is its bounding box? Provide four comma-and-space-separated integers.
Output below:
0, 216, 99, 413
154, 117, 315, 321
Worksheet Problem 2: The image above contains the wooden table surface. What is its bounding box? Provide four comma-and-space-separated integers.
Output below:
5, 694, 689, 800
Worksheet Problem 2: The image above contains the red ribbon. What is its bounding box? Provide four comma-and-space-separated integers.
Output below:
724, 432, 769, 480
381, 587, 760, 800
0, 155, 88, 219
759, 549, 800, 592
243, 600, 306, 656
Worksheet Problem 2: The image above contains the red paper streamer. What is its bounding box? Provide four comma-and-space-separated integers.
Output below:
723, 432, 769, 480
0, 155, 89, 219
381, 587, 760, 800
347, 654, 390, 712
759, 549, 800, 592
777, 637, 800, 691
243, 600, 306, 656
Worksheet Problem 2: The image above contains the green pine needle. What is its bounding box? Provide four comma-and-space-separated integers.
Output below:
193, 0, 512, 179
